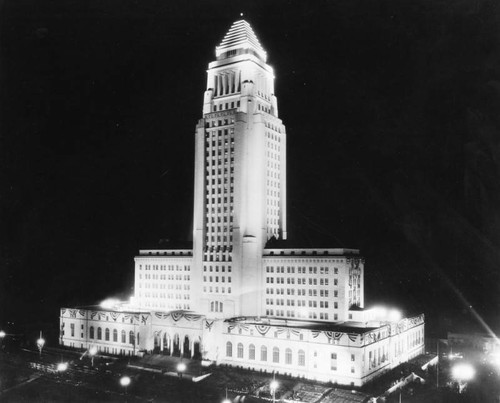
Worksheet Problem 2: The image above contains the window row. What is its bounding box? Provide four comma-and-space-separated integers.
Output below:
140, 274, 190, 281
226, 343, 305, 366
211, 101, 240, 112
265, 288, 336, 298
204, 276, 231, 283
266, 266, 339, 275
210, 301, 223, 312
204, 286, 232, 294
89, 327, 137, 345
202, 253, 232, 262
265, 310, 337, 320
140, 265, 190, 272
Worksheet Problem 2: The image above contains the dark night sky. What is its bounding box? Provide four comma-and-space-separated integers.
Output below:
1, 0, 500, 338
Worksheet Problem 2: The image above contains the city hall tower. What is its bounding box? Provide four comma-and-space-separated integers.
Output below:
192, 20, 287, 318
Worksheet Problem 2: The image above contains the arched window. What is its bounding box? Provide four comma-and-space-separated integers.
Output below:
121, 330, 126, 343
298, 350, 305, 366
113, 329, 118, 342
129, 331, 135, 345
249, 344, 255, 360
137, 333, 140, 345
105, 328, 110, 341
261, 345, 267, 361
285, 348, 292, 365
97, 327, 102, 340
89, 326, 94, 339
211, 301, 214, 312
226, 342, 232, 357
220, 302, 223, 312
237, 343, 244, 358
273, 347, 280, 363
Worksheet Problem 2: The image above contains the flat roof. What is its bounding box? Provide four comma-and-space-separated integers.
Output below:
63, 305, 151, 315
225, 316, 382, 334
136, 249, 193, 257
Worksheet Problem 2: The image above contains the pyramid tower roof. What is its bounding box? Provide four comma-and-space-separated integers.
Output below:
216, 20, 267, 62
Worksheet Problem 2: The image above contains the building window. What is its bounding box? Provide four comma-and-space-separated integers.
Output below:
351, 354, 355, 361
351, 366, 355, 374
226, 342, 233, 357
285, 348, 292, 365
113, 329, 118, 342
331, 352, 338, 370
249, 344, 255, 360
298, 350, 305, 366
261, 345, 267, 361
70, 323, 75, 337
129, 331, 135, 345
237, 343, 244, 358
121, 330, 126, 343
105, 328, 110, 341
273, 347, 280, 363
97, 327, 102, 340
89, 326, 94, 339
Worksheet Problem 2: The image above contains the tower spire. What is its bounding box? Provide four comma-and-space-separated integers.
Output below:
216, 20, 267, 62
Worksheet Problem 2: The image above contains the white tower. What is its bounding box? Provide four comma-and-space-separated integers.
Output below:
192, 20, 287, 318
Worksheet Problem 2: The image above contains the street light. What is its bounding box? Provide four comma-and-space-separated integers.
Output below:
222, 387, 231, 403
0, 330, 5, 351
452, 363, 475, 393
57, 362, 68, 372
37, 331, 45, 358
89, 346, 98, 367
120, 376, 131, 396
270, 379, 279, 403
177, 362, 186, 379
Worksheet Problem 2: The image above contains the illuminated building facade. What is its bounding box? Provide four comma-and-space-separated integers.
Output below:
60, 20, 425, 386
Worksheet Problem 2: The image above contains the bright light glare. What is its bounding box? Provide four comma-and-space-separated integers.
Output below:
388, 309, 402, 322
89, 346, 98, 356
491, 352, 500, 366
452, 363, 475, 381
120, 376, 131, 387
37, 338, 45, 347
100, 298, 120, 310
57, 362, 68, 372
222, 400, 231, 403
0, 330, 6, 338
177, 362, 186, 372
270, 380, 279, 391
374, 306, 388, 319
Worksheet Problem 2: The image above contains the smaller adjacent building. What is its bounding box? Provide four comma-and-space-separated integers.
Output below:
59, 306, 152, 356
448, 331, 500, 355
60, 303, 424, 387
